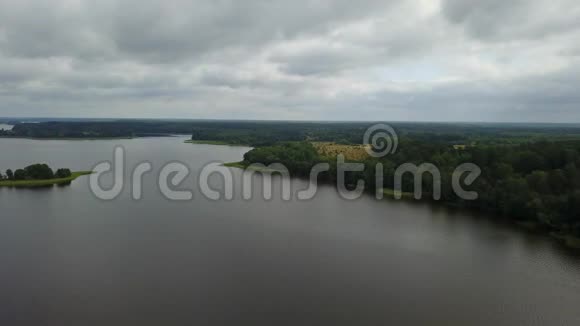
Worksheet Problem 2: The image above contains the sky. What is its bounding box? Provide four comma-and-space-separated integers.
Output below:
0, 0, 580, 122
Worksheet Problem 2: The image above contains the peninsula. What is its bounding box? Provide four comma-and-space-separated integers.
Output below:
0, 164, 92, 187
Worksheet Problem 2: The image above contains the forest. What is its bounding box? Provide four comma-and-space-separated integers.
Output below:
240, 139, 580, 241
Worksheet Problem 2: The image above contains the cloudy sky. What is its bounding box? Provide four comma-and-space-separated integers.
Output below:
1, 0, 579, 122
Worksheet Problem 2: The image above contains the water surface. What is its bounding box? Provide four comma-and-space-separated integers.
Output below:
1, 137, 580, 325
0, 123, 13, 131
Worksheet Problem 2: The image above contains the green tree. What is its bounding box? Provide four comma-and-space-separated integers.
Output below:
55, 168, 72, 178
24, 164, 54, 180
13, 169, 27, 180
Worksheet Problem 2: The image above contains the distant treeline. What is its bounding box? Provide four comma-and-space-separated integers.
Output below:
0, 164, 72, 181
4, 120, 580, 145
189, 122, 580, 146
241, 140, 580, 238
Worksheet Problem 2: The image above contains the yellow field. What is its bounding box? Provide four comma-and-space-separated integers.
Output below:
312, 142, 371, 161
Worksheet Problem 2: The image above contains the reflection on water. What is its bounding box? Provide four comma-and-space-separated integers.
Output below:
1, 136, 580, 325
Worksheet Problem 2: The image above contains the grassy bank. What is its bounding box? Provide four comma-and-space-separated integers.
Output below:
550, 233, 580, 250
0, 171, 93, 188
381, 188, 415, 200
223, 161, 248, 169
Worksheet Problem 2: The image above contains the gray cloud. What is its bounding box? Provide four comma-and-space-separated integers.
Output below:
0, 0, 580, 122
441, 0, 580, 41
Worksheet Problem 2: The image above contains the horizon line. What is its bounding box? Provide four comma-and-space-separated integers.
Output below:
2, 116, 580, 126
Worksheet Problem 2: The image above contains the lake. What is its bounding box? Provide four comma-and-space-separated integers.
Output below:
0, 123, 13, 131
1, 136, 580, 325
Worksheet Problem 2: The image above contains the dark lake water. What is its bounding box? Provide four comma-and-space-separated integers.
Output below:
1, 136, 580, 325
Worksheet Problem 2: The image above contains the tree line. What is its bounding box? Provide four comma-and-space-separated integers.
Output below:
0, 164, 72, 181
240, 140, 580, 238
6, 120, 580, 146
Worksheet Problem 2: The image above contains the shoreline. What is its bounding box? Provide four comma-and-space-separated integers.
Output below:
0, 136, 134, 141
0, 171, 93, 187
225, 160, 417, 199
185, 140, 250, 146
223, 159, 580, 251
